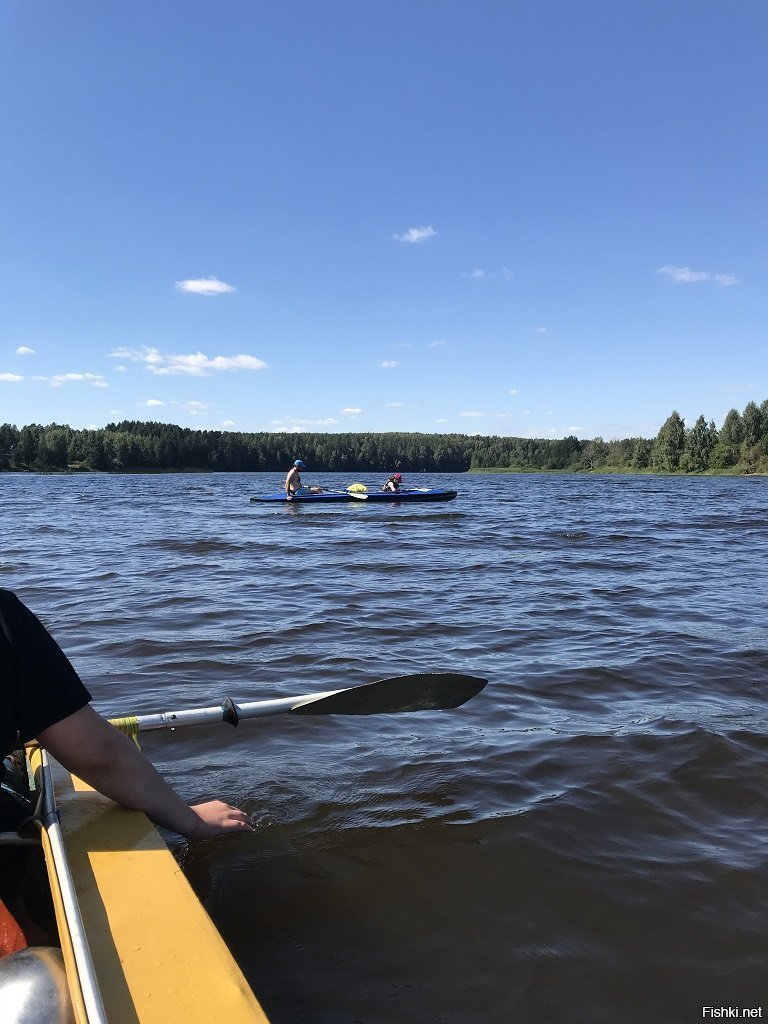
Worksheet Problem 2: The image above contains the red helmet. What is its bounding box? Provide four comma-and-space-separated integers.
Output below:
394, 473, 402, 480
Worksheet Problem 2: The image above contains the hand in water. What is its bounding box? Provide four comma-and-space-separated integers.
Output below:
187, 800, 254, 838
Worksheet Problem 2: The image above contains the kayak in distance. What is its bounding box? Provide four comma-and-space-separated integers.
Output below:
250, 487, 458, 504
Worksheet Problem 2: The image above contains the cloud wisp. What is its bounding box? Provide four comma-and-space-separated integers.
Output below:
143, 399, 210, 415
175, 276, 236, 296
15, 346, 36, 356
31, 372, 108, 389
380, 360, 399, 369
656, 265, 740, 287
270, 417, 340, 433
393, 226, 437, 244
0, 373, 23, 382
111, 346, 267, 376
463, 267, 514, 281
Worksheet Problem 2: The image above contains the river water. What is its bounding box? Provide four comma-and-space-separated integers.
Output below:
2, 471, 767, 1023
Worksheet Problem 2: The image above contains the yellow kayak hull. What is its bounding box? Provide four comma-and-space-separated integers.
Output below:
33, 753, 269, 1024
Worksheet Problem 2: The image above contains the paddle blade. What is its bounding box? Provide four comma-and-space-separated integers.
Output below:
290, 672, 487, 715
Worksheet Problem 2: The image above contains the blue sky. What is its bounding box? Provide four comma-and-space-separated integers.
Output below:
2, 1, 766, 440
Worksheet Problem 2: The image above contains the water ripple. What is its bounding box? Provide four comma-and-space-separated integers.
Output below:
3, 470, 768, 1021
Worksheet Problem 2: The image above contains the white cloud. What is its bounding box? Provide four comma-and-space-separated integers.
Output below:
43, 372, 108, 389
145, 398, 210, 415
175, 276, 236, 296
340, 407, 362, 416
657, 265, 740, 286
15, 346, 35, 356
427, 340, 447, 348
0, 373, 23, 382
270, 417, 340, 432
461, 410, 485, 418
462, 266, 514, 281
393, 226, 436, 244
436, 417, 449, 424
222, 420, 235, 428
508, 389, 518, 395
111, 346, 267, 376
657, 265, 709, 284
384, 402, 404, 408
380, 360, 399, 369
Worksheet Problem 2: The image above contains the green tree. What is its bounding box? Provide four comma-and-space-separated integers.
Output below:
630, 438, 653, 469
653, 411, 685, 471
579, 438, 609, 471
0, 424, 18, 469
719, 408, 744, 445
680, 415, 717, 472
741, 401, 764, 448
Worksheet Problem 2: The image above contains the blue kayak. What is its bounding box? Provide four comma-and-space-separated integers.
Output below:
250, 487, 457, 504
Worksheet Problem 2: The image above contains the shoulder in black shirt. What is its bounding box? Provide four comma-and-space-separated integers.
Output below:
0, 589, 92, 759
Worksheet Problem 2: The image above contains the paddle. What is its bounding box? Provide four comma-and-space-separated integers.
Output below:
109, 672, 487, 735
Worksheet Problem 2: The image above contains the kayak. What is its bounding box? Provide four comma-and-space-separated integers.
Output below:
0, 747, 269, 1024
250, 487, 457, 504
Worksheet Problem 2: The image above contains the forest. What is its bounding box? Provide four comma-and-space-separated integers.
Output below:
2, 399, 768, 475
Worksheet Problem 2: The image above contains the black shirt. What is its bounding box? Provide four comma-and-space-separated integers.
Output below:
0, 589, 92, 760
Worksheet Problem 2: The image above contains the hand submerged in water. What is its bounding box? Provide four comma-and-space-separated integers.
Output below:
187, 800, 255, 839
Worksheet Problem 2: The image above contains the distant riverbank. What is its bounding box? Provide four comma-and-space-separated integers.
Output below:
0, 465, 758, 478
2, 403, 767, 476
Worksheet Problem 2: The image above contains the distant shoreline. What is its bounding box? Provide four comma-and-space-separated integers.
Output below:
3, 406, 766, 475
0, 466, 760, 478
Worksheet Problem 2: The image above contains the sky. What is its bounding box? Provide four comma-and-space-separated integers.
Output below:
1, 1, 766, 441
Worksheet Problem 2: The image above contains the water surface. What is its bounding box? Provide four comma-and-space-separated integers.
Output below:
2, 471, 767, 1023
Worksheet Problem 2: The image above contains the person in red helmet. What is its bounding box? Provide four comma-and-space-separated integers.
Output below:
382, 472, 403, 492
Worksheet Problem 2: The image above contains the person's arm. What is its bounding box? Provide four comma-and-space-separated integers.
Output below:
38, 705, 253, 840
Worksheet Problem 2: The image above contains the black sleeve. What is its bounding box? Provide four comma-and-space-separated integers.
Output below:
0, 590, 92, 750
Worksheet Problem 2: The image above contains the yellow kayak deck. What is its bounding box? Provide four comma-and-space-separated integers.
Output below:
43, 758, 269, 1023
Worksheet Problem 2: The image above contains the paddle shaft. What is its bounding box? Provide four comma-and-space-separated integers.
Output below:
109, 673, 487, 736
117, 690, 345, 732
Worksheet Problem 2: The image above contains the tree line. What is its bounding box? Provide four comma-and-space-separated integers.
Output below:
1, 400, 767, 474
